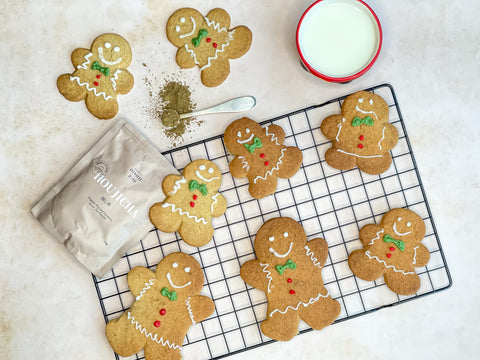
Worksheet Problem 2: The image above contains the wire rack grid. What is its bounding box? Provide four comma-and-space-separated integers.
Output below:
93, 83, 452, 360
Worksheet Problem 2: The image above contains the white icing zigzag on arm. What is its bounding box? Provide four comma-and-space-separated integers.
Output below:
253, 147, 286, 183
184, 44, 200, 65
135, 279, 156, 301
269, 290, 331, 317
70, 76, 113, 100
367, 229, 385, 245
412, 246, 419, 265
168, 177, 186, 196
204, 16, 228, 33
238, 156, 249, 171
162, 203, 208, 224
259, 262, 274, 293
265, 126, 281, 145
76, 52, 92, 69
110, 70, 121, 91
210, 193, 219, 213
335, 118, 346, 142
378, 126, 386, 150
127, 312, 182, 350
365, 251, 415, 275
304, 245, 322, 270
185, 297, 196, 324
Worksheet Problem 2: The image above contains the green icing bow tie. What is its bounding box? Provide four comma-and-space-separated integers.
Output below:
383, 234, 405, 251
244, 137, 262, 153
192, 29, 208, 47
189, 180, 207, 196
91, 61, 110, 76
351, 116, 374, 127
161, 287, 177, 301
276, 259, 297, 275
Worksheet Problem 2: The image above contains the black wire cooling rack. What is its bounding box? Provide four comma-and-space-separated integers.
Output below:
93, 84, 452, 360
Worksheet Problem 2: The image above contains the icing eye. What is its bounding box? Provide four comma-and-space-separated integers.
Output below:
269, 236, 274, 242
172, 262, 178, 268
237, 131, 241, 137
180, 17, 185, 23
113, 46, 120, 52
358, 98, 364, 103
184, 267, 191, 273
407, 222, 411, 227
246, 128, 250, 133
175, 25, 180, 32
199, 165, 206, 171
398, 217, 402, 221
208, 168, 214, 174
104, 42, 111, 48
283, 232, 289, 237
369, 99, 374, 105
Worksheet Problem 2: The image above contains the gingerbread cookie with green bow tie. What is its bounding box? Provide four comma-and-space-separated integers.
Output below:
57, 33, 134, 119
224, 117, 303, 199
320, 90, 399, 174
166, 7, 252, 87
348, 208, 430, 295
149, 159, 227, 247
106, 253, 214, 360
240, 217, 340, 341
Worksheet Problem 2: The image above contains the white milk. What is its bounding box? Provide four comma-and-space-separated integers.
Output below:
298, 0, 380, 78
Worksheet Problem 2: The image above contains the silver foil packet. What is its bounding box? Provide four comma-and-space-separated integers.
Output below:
31, 119, 178, 278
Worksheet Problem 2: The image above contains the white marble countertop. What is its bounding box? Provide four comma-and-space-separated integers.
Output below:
1, 0, 479, 359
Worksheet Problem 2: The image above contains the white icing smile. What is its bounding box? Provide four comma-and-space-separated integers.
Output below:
269, 242, 293, 258
355, 105, 378, 120
178, 16, 196, 39
237, 133, 254, 144
393, 220, 411, 236
195, 165, 219, 182
98, 47, 122, 66
166, 272, 191, 289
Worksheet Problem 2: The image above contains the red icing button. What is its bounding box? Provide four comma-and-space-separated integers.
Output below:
93, 81, 99, 86
358, 144, 363, 149
264, 161, 269, 166
193, 195, 198, 200
159, 309, 166, 316
206, 38, 211, 42
154, 321, 161, 327
359, 135, 364, 141
96, 74, 101, 79
190, 201, 195, 208
213, 43, 217, 48
289, 290, 296, 295
260, 153, 265, 158
287, 278, 292, 283
386, 253, 392, 258
389, 247, 395, 251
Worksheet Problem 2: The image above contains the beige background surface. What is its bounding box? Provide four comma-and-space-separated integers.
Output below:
1, 0, 479, 359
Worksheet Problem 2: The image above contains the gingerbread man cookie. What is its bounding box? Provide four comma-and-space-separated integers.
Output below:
320, 91, 399, 174
240, 217, 340, 341
105, 253, 214, 360
149, 159, 227, 247
57, 33, 134, 119
348, 208, 430, 295
224, 117, 303, 199
166, 8, 252, 87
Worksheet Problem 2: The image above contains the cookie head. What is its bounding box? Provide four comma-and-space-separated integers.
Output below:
224, 117, 263, 154
91, 33, 132, 68
183, 159, 222, 191
342, 91, 389, 128
254, 217, 307, 263
166, 8, 204, 47
155, 253, 204, 296
382, 208, 426, 245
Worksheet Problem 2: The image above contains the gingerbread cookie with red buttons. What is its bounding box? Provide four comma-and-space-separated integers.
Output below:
149, 159, 227, 247
166, 8, 252, 87
57, 33, 134, 119
240, 217, 340, 341
224, 117, 303, 199
105, 252, 214, 360
320, 90, 399, 174
348, 208, 430, 295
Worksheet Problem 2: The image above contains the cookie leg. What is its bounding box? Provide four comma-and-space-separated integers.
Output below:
324, 147, 357, 171
149, 203, 183, 233
105, 315, 146, 357
384, 270, 421, 295
144, 343, 182, 360
348, 250, 385, 281
178, 221, 214, 247
356, 154, 392, 175
200, 59, 230, 87
57, 74, 87, 101
85, 93, 119, 120
299, 295, 340, 330
261, 310, 300, 341
277, 146, 303, 179
248, 175, 278, 199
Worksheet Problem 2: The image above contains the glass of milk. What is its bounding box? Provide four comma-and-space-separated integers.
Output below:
296, 0, 382, 83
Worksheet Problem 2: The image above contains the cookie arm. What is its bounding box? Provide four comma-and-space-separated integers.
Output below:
205, 8, 231, 29
320, 115, 344, 141
229, 156, 249, 178
211, 193, 227, 217
176, 47, 197, 69
240, 259, 269, 292
359, 224, 384, 247
187, 295, 215, 323
305, 238, 329, 267
114, 70, 134, 94
413, 243, 430, 267
71, 48, 91, 68
127, 266, 156, 297
264, 124, 285, 145
381, 123, 399, 151
162, 174, 184, 196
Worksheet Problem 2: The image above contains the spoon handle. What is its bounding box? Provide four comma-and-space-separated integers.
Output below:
179, 96, 256, 119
